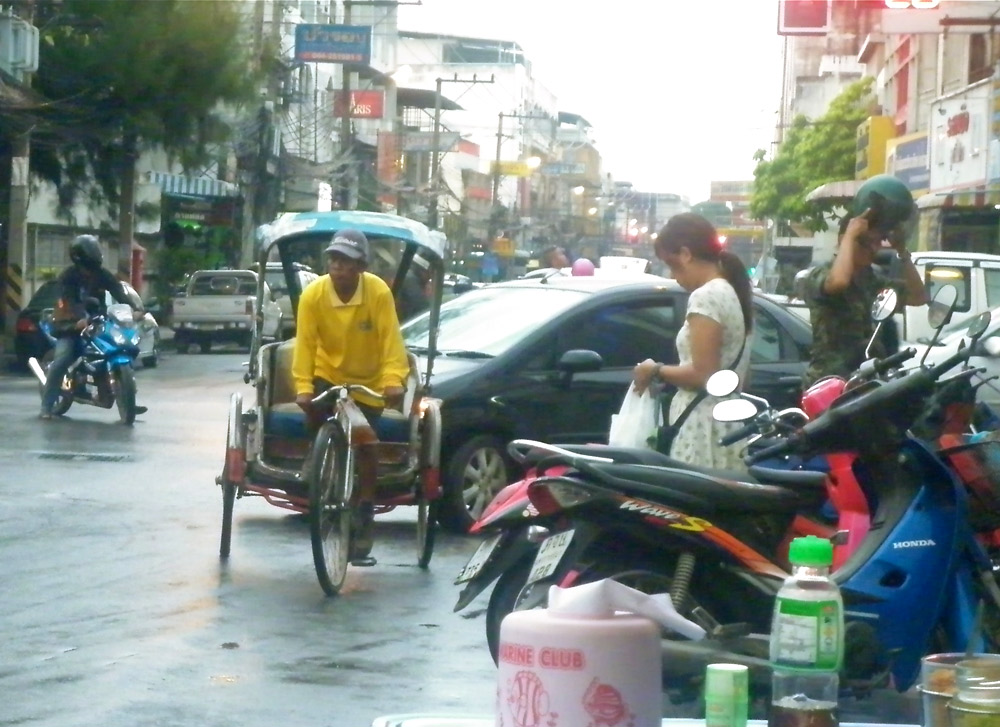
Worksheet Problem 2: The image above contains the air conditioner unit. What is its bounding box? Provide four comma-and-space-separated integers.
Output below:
0, 13, 39, 75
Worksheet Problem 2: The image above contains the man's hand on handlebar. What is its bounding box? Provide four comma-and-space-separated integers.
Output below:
296, 393, 314, 413
383, 385, 405, 410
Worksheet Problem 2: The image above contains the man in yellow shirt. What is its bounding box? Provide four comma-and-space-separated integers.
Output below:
292, 228, 410, 559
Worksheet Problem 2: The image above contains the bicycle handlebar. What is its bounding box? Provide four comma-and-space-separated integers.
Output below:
311, 383, 385, 406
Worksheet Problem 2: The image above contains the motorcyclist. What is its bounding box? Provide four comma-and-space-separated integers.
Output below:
40, 234, 148, 419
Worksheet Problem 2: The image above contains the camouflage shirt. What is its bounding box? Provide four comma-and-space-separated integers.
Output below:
802, 262, 891, 388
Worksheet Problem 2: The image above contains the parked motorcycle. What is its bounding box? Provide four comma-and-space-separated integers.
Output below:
27, 299, 143, 425
455, 286, 970, 657
512, 311, 998, 703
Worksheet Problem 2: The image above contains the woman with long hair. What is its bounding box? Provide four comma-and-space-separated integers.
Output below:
632, 212, 753, 470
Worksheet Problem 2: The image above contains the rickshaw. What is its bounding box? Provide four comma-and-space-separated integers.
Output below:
216, 211, 445, 596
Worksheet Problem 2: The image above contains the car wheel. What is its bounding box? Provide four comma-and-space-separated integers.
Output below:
438, 434, 510, 534
142, 334, 160, 368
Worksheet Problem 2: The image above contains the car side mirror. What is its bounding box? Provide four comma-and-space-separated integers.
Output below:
556, 349, 603, 385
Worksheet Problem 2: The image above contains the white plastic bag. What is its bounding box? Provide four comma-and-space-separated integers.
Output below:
608, 384, 658, 449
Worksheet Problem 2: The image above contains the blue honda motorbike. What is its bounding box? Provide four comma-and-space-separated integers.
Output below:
28, 301, 142, 425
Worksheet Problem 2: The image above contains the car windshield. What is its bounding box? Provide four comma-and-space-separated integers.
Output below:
265, 270, 287, 294
402, 285, 588, 357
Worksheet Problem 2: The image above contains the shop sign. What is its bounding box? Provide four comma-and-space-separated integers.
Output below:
333, 90, 384, 119
294, 24, 371, 64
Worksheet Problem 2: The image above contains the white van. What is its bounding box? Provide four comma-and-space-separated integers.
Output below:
902, 251, 1000, 343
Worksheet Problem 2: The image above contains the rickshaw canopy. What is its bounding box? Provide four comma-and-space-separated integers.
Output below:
256, 210, 446, 261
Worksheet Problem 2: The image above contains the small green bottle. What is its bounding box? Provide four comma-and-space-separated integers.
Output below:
705, 663, 749, 727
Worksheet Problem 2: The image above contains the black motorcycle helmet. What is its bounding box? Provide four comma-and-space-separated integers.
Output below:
851, 174, 915, 236
69, 234, 103, 270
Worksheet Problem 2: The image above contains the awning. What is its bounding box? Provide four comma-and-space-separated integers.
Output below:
805, 179, 865, 201
396, 86, 462, 111
145, 171, 241, 198
916, 186, 1000, 210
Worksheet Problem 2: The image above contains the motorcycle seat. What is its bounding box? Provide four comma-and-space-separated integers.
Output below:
577, 461, 817, 514
521, 443, 678, 469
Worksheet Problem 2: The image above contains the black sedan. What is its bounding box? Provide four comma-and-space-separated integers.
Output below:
401, 274, 812, 532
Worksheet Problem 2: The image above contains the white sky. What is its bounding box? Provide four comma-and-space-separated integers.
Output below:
397, 0, 785, 203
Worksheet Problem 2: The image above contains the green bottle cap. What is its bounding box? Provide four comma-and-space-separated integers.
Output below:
789, 535, 833, 566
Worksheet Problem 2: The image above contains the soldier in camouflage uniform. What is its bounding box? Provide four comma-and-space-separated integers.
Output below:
801, 211, 926, 388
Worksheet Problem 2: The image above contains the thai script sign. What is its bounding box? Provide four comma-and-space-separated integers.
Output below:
294, 24, 371, 64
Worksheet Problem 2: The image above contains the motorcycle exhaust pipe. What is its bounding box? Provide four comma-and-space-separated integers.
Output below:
662, 638, 773, 684
27, 357, 46, 386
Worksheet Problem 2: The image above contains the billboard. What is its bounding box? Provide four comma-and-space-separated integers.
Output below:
332, 90, 385, 119
929, 86, 990, 191
294, 24, 372, 64
777, 0, 830, 36
881, 1, 997, 34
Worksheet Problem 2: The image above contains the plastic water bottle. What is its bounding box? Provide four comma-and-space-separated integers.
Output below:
768, 536, 843, 727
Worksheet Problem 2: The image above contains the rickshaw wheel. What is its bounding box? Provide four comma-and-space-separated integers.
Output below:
219, 449, 237, 559
308, 421, 351, 596
415, 492, 436, 569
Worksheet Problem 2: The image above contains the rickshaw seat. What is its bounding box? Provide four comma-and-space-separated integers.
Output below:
262, 343, 419, 445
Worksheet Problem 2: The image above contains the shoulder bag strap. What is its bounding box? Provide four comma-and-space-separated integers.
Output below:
669, 336, 748, 429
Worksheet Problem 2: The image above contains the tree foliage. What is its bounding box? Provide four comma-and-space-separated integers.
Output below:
16, 0, 259, 214
750, 77, 876, 232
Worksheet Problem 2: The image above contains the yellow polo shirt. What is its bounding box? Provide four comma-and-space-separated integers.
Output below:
292, 271, 409, 406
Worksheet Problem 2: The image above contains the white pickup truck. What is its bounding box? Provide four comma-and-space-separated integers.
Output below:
764, 250, 1000, 343
171, 270, 283, 353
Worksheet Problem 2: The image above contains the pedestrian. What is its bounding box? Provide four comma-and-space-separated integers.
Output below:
800, 175, 926, 388
632, 213, 753, 470
539, 244, 569, 269
40, 235, 148, 419
291, 229, 410, 560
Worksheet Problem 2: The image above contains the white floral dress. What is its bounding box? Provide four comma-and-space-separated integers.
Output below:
668, 278, 750, 472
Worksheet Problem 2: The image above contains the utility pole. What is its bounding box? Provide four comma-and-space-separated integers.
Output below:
4, 0, 35, 337
337, 0, 354, 210
428, 73, 494, 230
488, 111, 553, 245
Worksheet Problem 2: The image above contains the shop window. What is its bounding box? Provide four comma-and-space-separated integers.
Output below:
984, 268, 1000, 309
969, 34, 991, 84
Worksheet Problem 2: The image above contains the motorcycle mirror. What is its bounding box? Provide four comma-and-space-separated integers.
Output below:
712, 398, 758, 423
927, 284, 958, 330
966, 311, 991, 341
706, 369, 740, 398
83, 296, 101, 315
865, 288, 899, 359
871, 287, 898, 323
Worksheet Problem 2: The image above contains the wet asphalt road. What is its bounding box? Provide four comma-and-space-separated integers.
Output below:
0, 348, 922, 726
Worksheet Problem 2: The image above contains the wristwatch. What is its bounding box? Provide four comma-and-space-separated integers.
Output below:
897, 249, 912, 262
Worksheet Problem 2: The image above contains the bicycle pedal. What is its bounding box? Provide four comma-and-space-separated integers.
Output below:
350, 556, 377, 567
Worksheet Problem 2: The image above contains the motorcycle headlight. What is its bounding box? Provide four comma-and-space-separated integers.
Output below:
111, 329, 127, 346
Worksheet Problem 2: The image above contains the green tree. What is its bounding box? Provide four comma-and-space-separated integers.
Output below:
750, 77, 875, 232
27, 0, 260, 276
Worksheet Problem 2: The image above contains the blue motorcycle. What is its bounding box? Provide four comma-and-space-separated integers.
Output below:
28, 301, 142, 425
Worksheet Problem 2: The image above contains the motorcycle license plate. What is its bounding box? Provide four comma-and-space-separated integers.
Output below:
455, 534, 502, 584
526, 529, 574, 585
